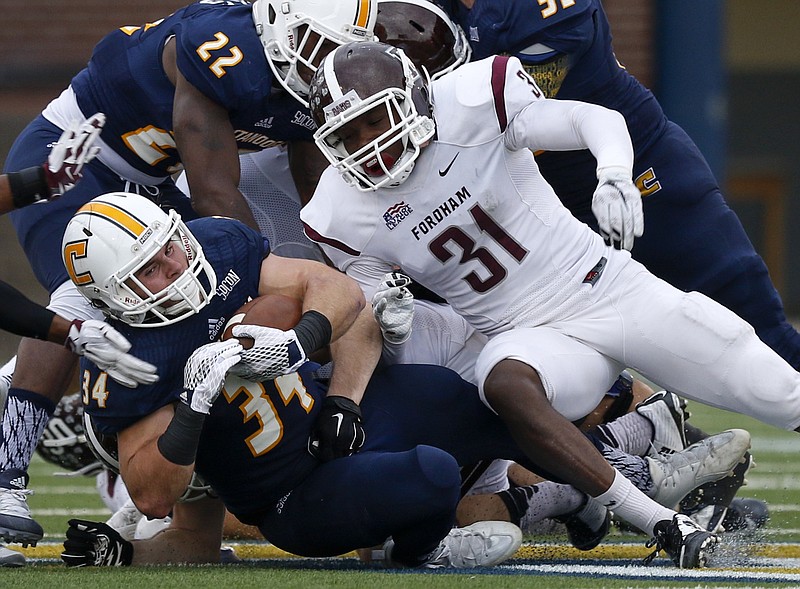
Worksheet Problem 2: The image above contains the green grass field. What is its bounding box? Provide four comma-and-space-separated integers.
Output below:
3, 400, 800, 588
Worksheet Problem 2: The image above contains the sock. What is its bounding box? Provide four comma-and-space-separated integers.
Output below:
594, 469, 674, 536
498, 481, 584, 528
594, 412, 653, 456
596, 442, 653, 495
0, 388, 56, 473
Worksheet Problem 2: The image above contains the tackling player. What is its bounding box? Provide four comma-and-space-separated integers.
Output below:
301, 41, 800, 568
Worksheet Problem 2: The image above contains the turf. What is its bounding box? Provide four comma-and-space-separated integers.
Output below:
4, 400, 799, 588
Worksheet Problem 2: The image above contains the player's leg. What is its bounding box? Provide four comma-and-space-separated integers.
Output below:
255, 447, 520, 567
631, 122, 800, 370
475, 330, 719, 567
605, 261, 800, 432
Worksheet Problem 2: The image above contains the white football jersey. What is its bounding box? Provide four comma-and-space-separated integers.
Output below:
302, 55, 634, 336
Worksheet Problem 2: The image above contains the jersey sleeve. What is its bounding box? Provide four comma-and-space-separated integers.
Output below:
0, 280, 55, 341
174, 11, 270, 111
503, 55, 633, 175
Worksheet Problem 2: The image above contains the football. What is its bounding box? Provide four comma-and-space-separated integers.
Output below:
222, 294, 303, 348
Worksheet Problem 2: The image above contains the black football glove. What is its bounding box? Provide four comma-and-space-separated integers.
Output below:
308, 396, 365, 462
62, 518, 133, 567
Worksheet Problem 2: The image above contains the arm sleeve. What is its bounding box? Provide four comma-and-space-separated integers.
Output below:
506, 99, 633, 176
0, 280, 55, 340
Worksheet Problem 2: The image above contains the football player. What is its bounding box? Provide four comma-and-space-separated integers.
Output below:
0, 0, 379, 550
436, 0, 800, 369
301, 41, 800, 568
56, 191, 525, 568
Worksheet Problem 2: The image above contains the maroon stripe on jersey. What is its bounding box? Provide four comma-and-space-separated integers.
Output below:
302, 222, 361, 256
491, 56, 511, 132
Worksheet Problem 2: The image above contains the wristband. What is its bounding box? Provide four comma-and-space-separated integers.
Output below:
292, 310, 332, 355
157, 401, 206, 466
8, 166, 50, 208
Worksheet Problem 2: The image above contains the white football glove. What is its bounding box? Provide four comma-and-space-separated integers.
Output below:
228, 325, 308, 381
45, 112, 105, 198
182, 340, 242, 414
65, 319, 159, 388
591, 169, 643, 251
371, 272, 414, 345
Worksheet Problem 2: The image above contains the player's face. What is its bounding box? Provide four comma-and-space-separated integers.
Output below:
336, 104, 405, 178
128, 239, 189, 305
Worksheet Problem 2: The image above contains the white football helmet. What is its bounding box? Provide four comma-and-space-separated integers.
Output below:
309, 41, 435, 191
252, 0, 378, 106
62, 192, 216, 327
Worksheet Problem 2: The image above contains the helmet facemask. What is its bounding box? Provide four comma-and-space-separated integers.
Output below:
63, 193, 217, 328
311, 42, 435, 191
253, 0, 378, 106
105, 213, 216, 326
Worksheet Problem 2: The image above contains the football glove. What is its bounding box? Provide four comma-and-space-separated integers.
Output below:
308, 395, 366, 462
228, 325, 308, 381
45, 112, 105, 198
591, 169, 643, 251
182, 340, 242, 414
65, 319, 159, 388
62, 519, 133, 567
371, 272, 414, 345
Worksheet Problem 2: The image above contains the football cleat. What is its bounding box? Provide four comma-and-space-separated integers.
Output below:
554, 496, 610, 551
644, 513, 718, 568
680, 451, 755, 532
385, 521, 522, 568
647, 429, 751, 509
636, 391, 688, 457
0, 544, 25, 567
0, 469, 43, 547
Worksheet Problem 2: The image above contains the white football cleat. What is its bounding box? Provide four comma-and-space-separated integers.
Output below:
385, 521, 522, 568
647, 428, 751, 509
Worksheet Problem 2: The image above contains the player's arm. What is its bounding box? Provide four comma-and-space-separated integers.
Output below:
165, 40, 258, 230
120, 340, 239, 518
501, 55, 641, 249
118, 404, 197, 519
0, 279, 59, 341
129, 497, 225, 565
62, 496, 225, 566
257, 254, 365, 343
0, 113, 104, 214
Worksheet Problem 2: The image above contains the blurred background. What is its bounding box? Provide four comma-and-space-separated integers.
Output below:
0, 0, 799, 363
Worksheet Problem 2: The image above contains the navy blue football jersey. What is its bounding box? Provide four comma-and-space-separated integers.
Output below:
71, 0, 315, 178
80, 217, 267, 433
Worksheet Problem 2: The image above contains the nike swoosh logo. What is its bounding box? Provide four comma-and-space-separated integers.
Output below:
333, 412, 344, 436
438, 153, 459, 176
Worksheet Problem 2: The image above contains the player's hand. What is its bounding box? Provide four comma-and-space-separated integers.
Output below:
65, 319, 159, 388
228, 325, 308, 381
591, 170, 643, 251
61, 518, 133, 567
182, 340, 242, 414
371, 272, 414, 345
45, 113, 105, 198
308, 395, 365, 462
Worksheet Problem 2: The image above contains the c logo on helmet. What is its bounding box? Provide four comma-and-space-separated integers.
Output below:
64, 240, 93, 286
